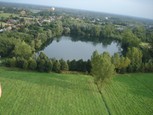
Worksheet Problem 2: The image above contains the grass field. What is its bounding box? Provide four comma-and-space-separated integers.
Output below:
0, 13, 19, 18
0, 68, 108, 115
0, 67, 153, 115
102, 73, 153, 115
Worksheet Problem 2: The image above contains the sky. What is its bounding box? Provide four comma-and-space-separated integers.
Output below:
0, 0, 153, 19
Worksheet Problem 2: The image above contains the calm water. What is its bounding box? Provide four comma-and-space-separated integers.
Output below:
42, 36, 121, 60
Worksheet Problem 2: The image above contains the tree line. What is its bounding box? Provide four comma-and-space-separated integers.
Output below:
3, 45, 153, 74
4, 52, 91, 73
0, 10, 153, 74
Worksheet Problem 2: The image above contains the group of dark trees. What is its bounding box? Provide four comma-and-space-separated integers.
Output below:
5, 52, 65, 73
4, 52, 91, 73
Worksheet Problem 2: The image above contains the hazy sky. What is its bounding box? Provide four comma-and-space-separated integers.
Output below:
1, 0, 153, 19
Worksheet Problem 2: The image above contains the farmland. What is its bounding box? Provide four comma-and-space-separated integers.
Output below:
0, 68, 153, 115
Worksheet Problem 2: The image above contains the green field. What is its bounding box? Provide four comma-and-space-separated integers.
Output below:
0, 68, 153, 115
0, 13, 19, 18
101, 73, 153, 115
0, 68, 108, 115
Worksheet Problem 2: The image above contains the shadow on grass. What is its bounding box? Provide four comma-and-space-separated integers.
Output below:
0, 70, 95, 93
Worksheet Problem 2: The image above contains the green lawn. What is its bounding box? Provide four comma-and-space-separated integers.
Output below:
0, 68, 153, 115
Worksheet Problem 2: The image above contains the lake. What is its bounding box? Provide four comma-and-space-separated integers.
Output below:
42, 36, 121, 61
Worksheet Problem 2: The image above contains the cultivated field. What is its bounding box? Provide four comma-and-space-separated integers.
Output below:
0, 68, 153, 115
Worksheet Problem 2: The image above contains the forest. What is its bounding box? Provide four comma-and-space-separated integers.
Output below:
0, 5, 153, 74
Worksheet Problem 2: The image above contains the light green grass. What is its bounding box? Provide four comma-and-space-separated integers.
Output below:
0, 68, 153, 115
101, 73, 153, 115
0, 13, 18, 18
0, 68, 108, 115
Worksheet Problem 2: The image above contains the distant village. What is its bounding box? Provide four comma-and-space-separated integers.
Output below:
0, 6, 153, 34
0, 7, 63, 32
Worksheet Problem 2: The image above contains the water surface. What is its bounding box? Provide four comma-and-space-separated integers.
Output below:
42, 36, 121, 60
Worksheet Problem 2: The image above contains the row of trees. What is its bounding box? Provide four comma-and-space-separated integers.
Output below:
4, 45, 153, 75
4, 52, 92, 73
92, 46, 153, 85
1, 34, 153, 74
91, 46, 153, 88
5, 52, 65, 73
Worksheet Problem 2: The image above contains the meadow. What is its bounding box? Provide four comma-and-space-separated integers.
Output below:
0, 12, 18, 18
0, 68, 108, 115
0, 67, 153, 115
102, 73, 153, 115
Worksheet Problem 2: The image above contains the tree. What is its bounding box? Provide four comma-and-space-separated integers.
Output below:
91, 51, 115, 88
37, 57, 46, 72
86, 59, 91, 73
143, 60, 153, 72
16, 57, 28, 69
28, 58, 37, 70
133, 25, 146, 41
30, 38, 42, 52
52, 60, 61, 73
46, 29, 52, 38
112, 53, 120, 71
148, 32, 153, 59
112, 53, 130, 73
13, 40, 32, 59
63, 27, 70, 35
77, 59, 85, 72
37, 52, 52, 72
59, 59, 69, 71
126, 47, 142, 72
68, 59, 77, 71
37, 32, 47, 43
0, 36, 16, 57
121, 29, 141, 55
103, 24, 115, 38
45, 59, 53, 72
5, 57, 16, 67
92, 25, 101, 37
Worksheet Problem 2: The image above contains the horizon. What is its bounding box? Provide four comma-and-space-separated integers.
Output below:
0, 0, 153, 20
